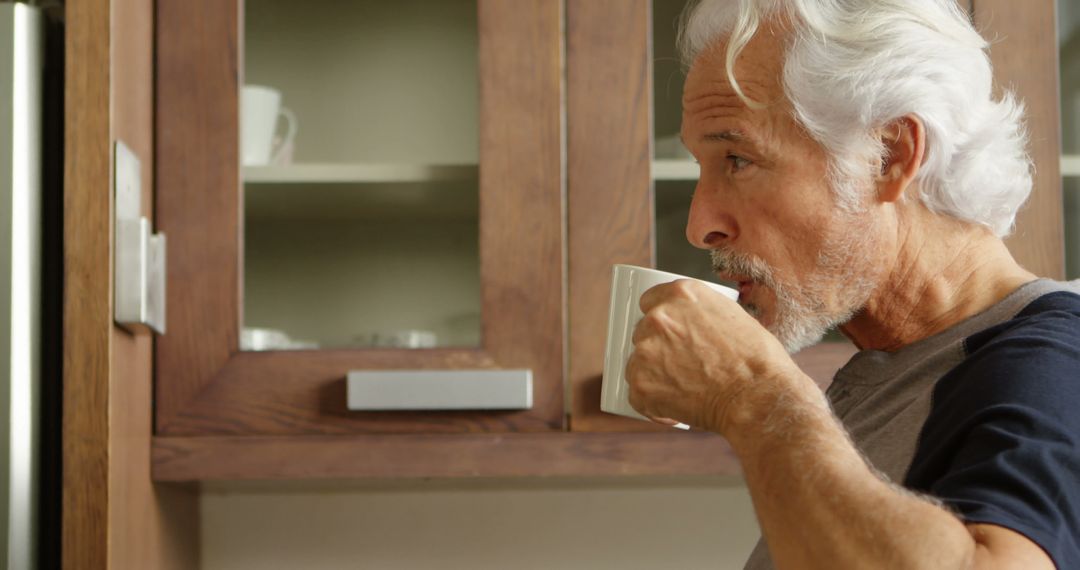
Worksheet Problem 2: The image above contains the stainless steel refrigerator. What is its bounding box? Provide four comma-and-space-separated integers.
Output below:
1, 3, 44, 569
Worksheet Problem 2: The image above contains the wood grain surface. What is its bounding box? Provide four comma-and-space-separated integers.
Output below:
155, 0, 565, 436
976, 0, 1065, 279
63, 0, 112, 565
566, 0, 655, 432
475, 0, 566, 429
153, 432, 741, 480
154, 0, 244, 431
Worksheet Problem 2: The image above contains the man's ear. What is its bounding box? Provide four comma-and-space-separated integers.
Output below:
875, 115, 926, 204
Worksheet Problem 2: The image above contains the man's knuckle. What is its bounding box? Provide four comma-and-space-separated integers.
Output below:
641, 310, 666, 330
671, 280, 695, 295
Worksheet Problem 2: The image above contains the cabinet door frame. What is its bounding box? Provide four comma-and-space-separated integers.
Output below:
154, 0, 565, 436
566, 0, 654, 433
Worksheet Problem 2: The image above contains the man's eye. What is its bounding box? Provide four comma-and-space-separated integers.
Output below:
728, 154, 752, 172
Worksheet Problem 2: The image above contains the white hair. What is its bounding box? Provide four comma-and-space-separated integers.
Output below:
679, 0, 1032, 236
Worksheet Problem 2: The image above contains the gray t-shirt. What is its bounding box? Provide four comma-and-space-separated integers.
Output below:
743, 279, 1080, 570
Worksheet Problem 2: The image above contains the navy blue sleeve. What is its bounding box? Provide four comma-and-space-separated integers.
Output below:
904, 292, 1080, 569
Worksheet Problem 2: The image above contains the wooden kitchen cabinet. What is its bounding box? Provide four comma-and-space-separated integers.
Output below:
154, 0, 566, 453
151, 0, 1062, 481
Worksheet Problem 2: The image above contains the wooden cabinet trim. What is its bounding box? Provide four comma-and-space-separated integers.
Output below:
153, 432, 740, 481
566, 0, 655, 432
64, 0, 112, 565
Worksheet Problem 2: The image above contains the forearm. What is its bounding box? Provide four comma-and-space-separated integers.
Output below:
723, 373, 977, 570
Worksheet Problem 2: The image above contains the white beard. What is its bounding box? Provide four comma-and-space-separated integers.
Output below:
710, 191, 879, 353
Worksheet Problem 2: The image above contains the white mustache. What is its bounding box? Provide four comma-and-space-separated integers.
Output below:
710, 248, 776, 289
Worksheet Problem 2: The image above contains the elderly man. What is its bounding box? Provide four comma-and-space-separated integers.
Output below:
626, 0, 1080, 568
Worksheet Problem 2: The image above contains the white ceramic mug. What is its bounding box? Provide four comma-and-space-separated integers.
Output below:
241, 85, 297, 166
601, 264, 739, 429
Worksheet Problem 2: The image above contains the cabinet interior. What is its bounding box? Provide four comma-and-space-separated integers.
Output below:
242, 0, 481, 350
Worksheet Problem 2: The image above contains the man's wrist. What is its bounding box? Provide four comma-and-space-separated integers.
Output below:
714, 368, 834, 458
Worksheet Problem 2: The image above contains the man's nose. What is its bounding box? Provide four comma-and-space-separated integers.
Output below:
685, 183, 739, 249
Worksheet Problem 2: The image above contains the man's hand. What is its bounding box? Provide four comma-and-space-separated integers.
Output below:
624, 278, 818, 435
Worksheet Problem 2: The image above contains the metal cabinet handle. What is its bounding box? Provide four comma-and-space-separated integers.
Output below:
346, 369, 532, 411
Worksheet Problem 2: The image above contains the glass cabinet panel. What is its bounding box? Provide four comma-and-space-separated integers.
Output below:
241, 0, 481, 350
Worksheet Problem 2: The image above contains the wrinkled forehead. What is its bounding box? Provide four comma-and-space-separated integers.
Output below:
682, 19, 791, 111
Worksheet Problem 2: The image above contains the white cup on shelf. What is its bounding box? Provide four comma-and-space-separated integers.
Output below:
241, 85, 297, 166
241, 327, 319, 351
374, 330, 437, 349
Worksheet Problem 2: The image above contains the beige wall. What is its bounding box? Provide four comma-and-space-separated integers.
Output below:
202, 479, 760, 570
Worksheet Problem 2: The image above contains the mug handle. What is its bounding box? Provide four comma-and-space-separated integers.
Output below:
271, 106, 298, 165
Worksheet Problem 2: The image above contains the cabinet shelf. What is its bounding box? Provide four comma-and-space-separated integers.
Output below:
653, 159, 699, 181
245, 161, 700, 183
244, 163, 478, 184
241, 160, 700, 223
243, 163, 479, 222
